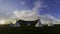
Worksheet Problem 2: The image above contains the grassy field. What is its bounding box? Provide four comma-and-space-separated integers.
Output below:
0, 25, 60, 34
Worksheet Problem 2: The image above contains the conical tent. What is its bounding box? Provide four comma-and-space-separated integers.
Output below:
35, 19, 43, 27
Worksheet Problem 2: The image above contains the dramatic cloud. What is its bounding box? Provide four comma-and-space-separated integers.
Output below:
12, 0, 43, 21
11, 0, 46, 27
40, 14, 60, 24
13, 10, 39, 21
11, 0, 60, 25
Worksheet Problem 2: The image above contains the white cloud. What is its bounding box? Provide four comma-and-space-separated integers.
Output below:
12, 0, 43, 21
40, 14, 60, 24
32, 0, 43, 12
13, 10, 39, 21
11, 0, 47, 27
9, 0, 60, 26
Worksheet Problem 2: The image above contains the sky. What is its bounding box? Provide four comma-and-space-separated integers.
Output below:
41, 0, 60, 19
0, 0, 60, 18
0, 0, 60, 24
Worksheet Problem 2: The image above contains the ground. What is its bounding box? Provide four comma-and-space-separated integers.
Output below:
0, 25, 60, 34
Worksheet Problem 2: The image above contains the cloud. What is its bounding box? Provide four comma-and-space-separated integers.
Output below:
32, 0, 43, 13
10, 0, 60, 26
9, 0, 60, 26
11, 0, 46, 27
13, 10, 39, 21
12, 0, 43, 21
40, 14, 60, 24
